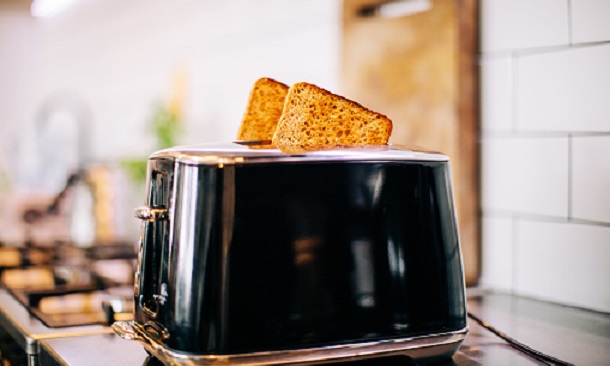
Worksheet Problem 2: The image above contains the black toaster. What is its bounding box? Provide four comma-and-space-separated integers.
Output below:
113, 141, 467, 365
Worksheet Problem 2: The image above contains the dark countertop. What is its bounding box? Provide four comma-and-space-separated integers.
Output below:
34, 290, 610, 365
458, 291, 610, 365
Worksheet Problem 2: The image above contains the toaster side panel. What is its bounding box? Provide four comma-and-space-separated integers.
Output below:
164, 163, 225, 352
222, 161, 467, 354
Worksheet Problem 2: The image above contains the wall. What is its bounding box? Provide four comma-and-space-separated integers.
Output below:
0, 0, 340, 243
479, 0, 610, 312
0, 0, 341, 189
0, 4, 41, 187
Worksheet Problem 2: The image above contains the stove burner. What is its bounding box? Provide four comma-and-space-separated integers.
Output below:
0, 241, 136, 328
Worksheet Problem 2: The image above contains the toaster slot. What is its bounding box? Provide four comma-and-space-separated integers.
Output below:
136, 168, 171, 320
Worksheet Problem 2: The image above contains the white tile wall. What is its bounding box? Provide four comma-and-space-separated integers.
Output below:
480, 0, 569, 53
515, 221, 610, 312
480, 57, 513, 131
480, 0, 610, 312
481, 137, 569, 216
517, 44, 610, 132
572, 135, 610, 223
571, 0, 610, 44
479, 217, 514, 291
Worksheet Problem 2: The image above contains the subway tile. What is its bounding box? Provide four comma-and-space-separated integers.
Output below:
572, 135, 610, 223
481, 137, 569, 216
517, 44, 610, 132
480, 57, 513, 131
480, 216, 514, 292
480, 0, 569, 53
515, 221, 610, 312
571, 0, 610, 44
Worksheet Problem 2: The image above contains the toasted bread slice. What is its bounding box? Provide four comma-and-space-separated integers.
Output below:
236, 77, 289, 141
272, 82, 392, 151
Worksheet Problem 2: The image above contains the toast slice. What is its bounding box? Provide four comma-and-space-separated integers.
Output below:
272, 82, 393, 152
236, 77, 289, 142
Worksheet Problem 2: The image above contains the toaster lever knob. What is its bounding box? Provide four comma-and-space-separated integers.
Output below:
134, 206, 168, 222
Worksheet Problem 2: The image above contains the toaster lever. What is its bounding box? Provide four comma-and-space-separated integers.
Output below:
135, 205, 169, 320
134, 206, 168, 222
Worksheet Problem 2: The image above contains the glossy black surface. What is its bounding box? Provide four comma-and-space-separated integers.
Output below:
135, 160, 466, 355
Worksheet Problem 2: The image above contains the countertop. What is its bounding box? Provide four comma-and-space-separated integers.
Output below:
32, 291, 610, 365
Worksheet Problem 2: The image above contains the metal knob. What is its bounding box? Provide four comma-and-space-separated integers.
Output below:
134, 206, 168, 222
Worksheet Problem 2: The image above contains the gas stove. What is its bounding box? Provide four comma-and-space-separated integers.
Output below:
0, 241, 136, 366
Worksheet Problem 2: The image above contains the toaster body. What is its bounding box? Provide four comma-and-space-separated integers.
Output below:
114, 142, 467, 365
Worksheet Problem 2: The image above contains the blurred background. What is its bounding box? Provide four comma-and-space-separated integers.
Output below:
0, 0, 342, 177
0, 0, 345, 250
0, 0, 609, 314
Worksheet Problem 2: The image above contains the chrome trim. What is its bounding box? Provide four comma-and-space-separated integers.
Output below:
150, 142, 448, 166
219, 165, 235, 345
113, 321, 467, 366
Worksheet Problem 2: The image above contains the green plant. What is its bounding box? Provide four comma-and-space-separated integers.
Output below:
122, 101, 181, 185
151, 100, 181, 149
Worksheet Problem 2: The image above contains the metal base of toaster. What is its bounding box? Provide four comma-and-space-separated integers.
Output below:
112, 321, 468, 365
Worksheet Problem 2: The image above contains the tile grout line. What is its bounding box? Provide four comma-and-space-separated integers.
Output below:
511, 215, 519, 296
481, 131, 610, 139
510, 52, 519, 133
482, 209, 610, 228
480, 40, 610, 59
568, 0, 574, 47
568, 134, 574, 221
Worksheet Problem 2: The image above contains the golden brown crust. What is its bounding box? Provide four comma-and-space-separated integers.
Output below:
236, 77, 289, 141
272, 82, 393, 151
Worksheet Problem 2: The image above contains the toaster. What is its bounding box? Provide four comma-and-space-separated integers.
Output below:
113, 141, 467, 365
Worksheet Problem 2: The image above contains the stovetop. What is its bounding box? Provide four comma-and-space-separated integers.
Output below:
0, 241, 136, 328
